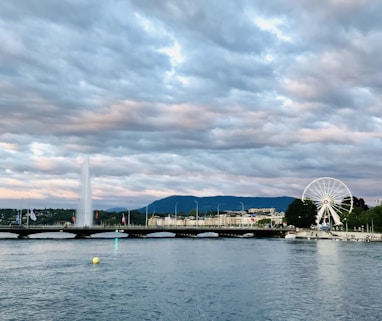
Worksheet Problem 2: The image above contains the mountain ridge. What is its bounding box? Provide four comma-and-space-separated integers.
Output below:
120, 195, 296, 214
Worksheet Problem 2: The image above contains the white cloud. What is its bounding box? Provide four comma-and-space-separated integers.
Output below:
254, 16, 293, 43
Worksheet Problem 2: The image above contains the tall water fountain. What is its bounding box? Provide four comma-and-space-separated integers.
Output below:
76, 156, 93, 227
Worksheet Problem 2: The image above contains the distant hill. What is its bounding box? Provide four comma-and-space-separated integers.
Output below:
105, 207, 128, 213
136, 195, 295, 214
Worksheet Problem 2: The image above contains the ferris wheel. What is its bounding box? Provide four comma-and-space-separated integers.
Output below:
301, 177, 353, 226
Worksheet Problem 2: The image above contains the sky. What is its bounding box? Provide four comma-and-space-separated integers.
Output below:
1, 0, 382, 210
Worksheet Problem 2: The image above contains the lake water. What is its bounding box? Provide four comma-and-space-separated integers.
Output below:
1, 237, 381, 321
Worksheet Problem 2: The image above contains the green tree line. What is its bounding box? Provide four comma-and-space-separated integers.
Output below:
285, 196, 382, 231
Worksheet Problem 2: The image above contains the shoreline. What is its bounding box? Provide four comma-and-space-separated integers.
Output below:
294, 229, 382, 242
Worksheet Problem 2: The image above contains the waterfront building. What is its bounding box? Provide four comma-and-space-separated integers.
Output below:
149, 208, 285, 227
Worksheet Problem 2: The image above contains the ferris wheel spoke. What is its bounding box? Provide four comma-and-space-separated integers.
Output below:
331, 203, 344, 214
333, 203, 351, 214
318, 179, 328, 197
316, 203, 324, 212
307, 191, 321, 201
331, 188, 347, 201
304, 188, 321, 201
326, 179, 334, 196
307, 186, 320, 200
326, 179, 335, 195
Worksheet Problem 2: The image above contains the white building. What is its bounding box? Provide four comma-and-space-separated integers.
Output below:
149, 209, 285, 227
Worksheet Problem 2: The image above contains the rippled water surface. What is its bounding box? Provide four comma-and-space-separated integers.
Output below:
1, 238, 381, 321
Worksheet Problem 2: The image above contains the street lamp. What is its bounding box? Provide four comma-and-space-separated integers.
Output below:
194, 200, 198, 227
217, 204, 220, 227
175, 202, 178, 227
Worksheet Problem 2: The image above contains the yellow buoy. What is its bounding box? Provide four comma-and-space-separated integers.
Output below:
92, 257, 100, 264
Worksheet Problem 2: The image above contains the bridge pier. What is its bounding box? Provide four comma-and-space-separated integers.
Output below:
74, 234, 92, 239
17, 234, 29, 239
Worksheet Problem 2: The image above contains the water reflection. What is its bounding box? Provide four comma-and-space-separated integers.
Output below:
316, 240, 343, 285
114, 237, 119, 253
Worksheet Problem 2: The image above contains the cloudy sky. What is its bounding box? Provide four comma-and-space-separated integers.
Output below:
1, 0, 382, 210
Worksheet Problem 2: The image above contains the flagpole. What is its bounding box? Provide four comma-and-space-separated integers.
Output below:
27, 198, 29, 227
20, 198, 23, 226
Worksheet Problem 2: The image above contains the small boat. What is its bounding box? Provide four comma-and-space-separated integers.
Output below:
242, 233, 254, 238
285, 232, 296, 239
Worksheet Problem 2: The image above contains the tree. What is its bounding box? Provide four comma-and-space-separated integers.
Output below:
340, 196, 371, 230
285, 199, 316, 227
352, 196, 369, 211
365, 206, 382, 232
